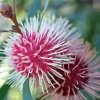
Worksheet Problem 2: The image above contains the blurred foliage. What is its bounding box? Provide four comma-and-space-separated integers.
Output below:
7, 88, 22, 100
0, 84, 10, 100
28, 0, 41, 17
0, 0, 100, 100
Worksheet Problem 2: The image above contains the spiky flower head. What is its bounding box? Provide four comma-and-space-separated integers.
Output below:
0, 15, 81, 92
43, 42, 100, 100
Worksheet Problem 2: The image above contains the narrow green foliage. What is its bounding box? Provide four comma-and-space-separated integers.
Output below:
40, 0, 49, 22
0, 84, 10, 100
22, 78, 35, 100
39, 0, 49, 30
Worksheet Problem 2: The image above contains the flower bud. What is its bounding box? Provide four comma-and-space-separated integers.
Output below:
0, 2, 13, 18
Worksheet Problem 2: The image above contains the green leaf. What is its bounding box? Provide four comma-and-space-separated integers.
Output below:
22, 78, 35, 100
0, 84, 10, 100
28, 0, 41, 17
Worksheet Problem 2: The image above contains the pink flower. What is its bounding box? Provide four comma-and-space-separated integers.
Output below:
0, 16, 81, 91
43, 42, 100, 100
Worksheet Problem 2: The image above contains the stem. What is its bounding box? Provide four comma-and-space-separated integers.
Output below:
11, 16, 22, 35
0, 30, 9, 33
0, 29, 19, 33
10, 0, 22, 35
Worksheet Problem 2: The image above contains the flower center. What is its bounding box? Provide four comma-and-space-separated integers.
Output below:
51, 56, 89, 96
11, 32, 55, 77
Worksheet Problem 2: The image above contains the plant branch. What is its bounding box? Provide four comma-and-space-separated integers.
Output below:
10, 0, 22, 35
